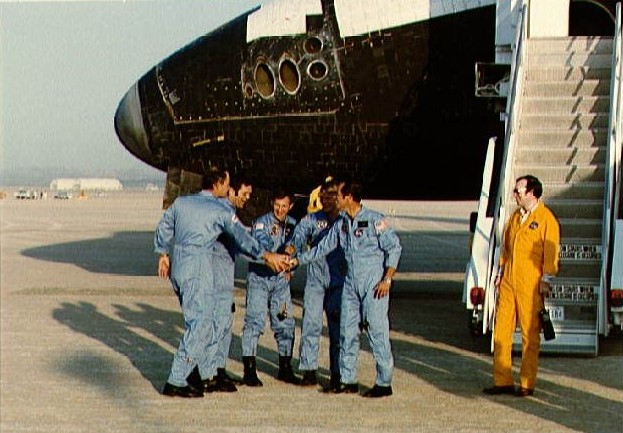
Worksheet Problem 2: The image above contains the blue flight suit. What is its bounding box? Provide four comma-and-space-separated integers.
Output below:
242, 212, 297, 357
204, 199, 247, 378
297, 207, 401, 387
289, 210, 346, 377
154, 191, 264, 387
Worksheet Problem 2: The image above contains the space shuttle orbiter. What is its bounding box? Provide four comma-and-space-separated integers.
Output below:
114, 0, 615, 210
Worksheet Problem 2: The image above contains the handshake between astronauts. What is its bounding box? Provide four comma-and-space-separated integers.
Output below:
262, 246, 299, 274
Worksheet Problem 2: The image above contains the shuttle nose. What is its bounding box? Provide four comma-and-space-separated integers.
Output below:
114, 84, 154, 165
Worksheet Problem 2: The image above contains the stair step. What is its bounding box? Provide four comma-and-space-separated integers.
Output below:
514, 165, 605, 182
559, 240, 603, 264
550, 276, 600, 286
526, 37, 613, 54
548, 200, 603, 219
517, 146, 606, 165
516, 129, 608, 147
558, 218, 603, 238
522, 96, 610, 114
520, 113, 610, 130
557, 262, 602, 279
525, 53, 613, 68
548, 277, 600, 298
551, 276, 601, 297
523, 80, 611, 97
525, 66, 612, 81
545, 182, 605, 199
560, 238, 602, 250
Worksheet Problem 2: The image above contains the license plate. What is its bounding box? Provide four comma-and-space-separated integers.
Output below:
549, 306, 564, 321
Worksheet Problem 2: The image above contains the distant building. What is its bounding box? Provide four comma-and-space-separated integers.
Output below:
49, 178, 123, 192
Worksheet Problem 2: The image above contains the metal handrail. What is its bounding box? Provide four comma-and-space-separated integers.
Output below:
612, 4, 623, 246
600, 2, 623, 336
481, 1, 529, 333
616, 3, 623, 221
493, 1, 528, 257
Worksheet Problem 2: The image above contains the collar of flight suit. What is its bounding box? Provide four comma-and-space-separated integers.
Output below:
519, 199, 540, 225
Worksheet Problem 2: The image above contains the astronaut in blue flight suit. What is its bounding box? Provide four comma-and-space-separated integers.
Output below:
290, 179, 401, 398
241, 190, 300, 386
154, 168, 287, 398
285, 178, 346, 389
203, 176, 254, 393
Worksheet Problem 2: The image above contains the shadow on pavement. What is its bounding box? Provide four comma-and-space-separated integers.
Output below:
52, 296, 622, 433
23, 231, 156, 276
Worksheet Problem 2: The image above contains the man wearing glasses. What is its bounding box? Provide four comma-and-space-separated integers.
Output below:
483, 175, 560, 398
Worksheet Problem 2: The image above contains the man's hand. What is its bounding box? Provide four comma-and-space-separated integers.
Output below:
158, 255, 170, 279
263, 252, 291, 273
539, 281, 551, 296
374, 277, 392, 299
287, 257, 299, 270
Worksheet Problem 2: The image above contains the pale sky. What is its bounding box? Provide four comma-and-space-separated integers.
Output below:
0, 0, 267, 182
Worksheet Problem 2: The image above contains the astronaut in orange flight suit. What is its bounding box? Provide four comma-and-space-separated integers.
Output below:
483, 175, 560, 398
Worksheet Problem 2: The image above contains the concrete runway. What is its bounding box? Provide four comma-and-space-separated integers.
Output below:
1, 190, 621, 433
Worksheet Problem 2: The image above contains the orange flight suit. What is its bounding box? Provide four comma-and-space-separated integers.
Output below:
493, 201, 560, 390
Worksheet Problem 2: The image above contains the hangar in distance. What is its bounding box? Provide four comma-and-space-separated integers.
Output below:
114, 0, 616, 209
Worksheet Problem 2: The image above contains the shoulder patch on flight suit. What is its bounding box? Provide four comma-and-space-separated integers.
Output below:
375, 218, 388, 232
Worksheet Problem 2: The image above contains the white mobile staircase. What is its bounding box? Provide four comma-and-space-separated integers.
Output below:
511, 36, 612, 355
464, 4, 623, 356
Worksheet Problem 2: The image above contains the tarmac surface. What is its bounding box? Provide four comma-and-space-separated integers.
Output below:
1, 190, 621, 433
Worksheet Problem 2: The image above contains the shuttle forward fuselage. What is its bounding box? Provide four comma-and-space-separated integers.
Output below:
115, 0, 502, 206
114, 0, 615, 209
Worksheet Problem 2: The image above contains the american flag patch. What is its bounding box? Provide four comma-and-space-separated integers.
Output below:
254, 222, 265, 230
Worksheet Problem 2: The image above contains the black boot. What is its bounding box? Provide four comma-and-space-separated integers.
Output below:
277, 356, 300, 384
362, 384, 393, 398
186, 365, 202, 389
186, 365, 218, 393
299, 370, 318, 386
242, 356, 263, 387
216, 367, 237, 392
162, 382, 203, 398
202, 377, 218, 393
163, 366, 204, 397
322, 372, 341, 393
217, 367, 244, 385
